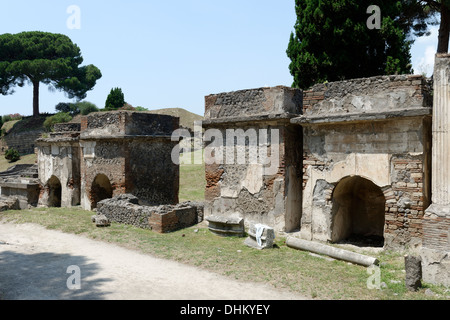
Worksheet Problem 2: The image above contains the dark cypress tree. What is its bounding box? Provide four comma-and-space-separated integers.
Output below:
287, 1, 415, 89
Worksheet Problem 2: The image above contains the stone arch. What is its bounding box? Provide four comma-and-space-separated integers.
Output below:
47, 175, 62, 208
90, 174, 113, 209
331, 175, 386, 247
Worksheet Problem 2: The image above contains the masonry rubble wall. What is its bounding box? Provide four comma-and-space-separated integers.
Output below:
203, 86, 303, 232
36, 122, 81, 208
79, 111, 180, 211
35, 111, 180, 212
96, 194, 203, 233
291, 74, 433, 250
0, 164, 40, 209
0, 129, 44, 155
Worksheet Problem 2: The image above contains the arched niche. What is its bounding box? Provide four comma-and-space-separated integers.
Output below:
331, 175, 386, 247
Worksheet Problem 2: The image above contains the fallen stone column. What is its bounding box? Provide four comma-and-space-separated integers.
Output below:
244, 224, 275, 250
286, 237, 379, 267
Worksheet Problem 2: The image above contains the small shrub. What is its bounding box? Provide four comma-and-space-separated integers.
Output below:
135, 106, 149, 111
5, 148, 20, 162
43, 112, 73, 131
77, 101, 99, 115
2, 113, 23, 123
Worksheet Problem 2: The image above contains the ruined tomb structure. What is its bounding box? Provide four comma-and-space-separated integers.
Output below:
37, 122, 82, 208
37, 111, 179, 211
292, 75, 433, 250
202, 86, 303, 233
0, 164, 40, 209
204, 76, 434, 251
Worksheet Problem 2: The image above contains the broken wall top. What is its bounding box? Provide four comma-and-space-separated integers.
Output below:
36, 122, 81, 144
203, 86, 303, 125
293, 74, 433, 125
80, 111, 179, 139
53, 123, 81, 133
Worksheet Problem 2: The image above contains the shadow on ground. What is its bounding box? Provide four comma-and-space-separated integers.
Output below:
0, 248, 112, 300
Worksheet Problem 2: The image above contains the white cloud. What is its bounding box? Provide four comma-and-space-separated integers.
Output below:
414, 45, 437, 76
411, 26, 439, 76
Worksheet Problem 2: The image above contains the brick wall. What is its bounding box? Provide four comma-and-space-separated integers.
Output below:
149, 206, 198, 233
302, 147, 429, 247
385, 157, 428, 242
423, 214, 450, 250
97, 195, 201, 233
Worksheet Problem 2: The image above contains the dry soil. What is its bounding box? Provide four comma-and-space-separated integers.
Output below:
0, 222, 308, 300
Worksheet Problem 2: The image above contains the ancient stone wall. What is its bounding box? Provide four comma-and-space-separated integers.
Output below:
96, 194, 203, 233
79, 111, 179, 211
205, 86, 302, 120
293, 74, 432, 249
0, 164, 39, 209
36, 124, 81, 208
127, 138, 179, 204
302, 74, 432, 116
1, 116, 50, 155
36, 110, 180, 212
1, 129, 44, 155
203, 86, 303, 232
79, 139, 127, 210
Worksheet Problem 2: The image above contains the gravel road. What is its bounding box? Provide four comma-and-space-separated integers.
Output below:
0, 222, 307, 300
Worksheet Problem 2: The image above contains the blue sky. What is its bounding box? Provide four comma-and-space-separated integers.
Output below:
0, 1, 439, 117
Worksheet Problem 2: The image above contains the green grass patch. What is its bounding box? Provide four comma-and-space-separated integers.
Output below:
0, 142, 447, 300
179, 150, 205, 202
1, 120, 20, 134
1, 207, 448, 300
0, 152, 37, 172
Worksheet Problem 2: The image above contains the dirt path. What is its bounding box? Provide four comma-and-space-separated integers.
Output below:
0, 222, 308, 300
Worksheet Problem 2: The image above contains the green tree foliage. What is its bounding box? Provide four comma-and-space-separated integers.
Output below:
0, 31, 102, 117
55, 102, 79, 116
5, 148, 20, 162
1, 113, 22, 123
43, 112, 72, 132
105, 87, 125, 110
401, 0, 450, 53
55, 101, 98, 116
77, 101, 99, 115
287, 1, 415, 89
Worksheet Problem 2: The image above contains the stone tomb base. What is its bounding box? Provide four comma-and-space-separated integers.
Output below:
95, 194, 203, 233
